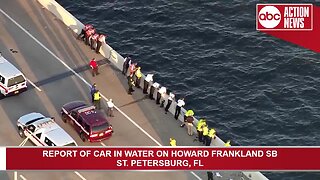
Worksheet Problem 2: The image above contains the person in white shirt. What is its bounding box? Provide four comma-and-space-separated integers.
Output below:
150, 82, 159, 100
165, 92, 175, 114
174, 97, 185, 119
143, 74, 153, 94
157, 86, 166, 106
107, 99, 114, 117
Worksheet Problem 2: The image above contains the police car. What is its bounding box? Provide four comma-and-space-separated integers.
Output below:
17, 112, 77, 146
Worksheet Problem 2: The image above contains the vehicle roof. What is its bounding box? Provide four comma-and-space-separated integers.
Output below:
33, 118, 59, 131
79, 108, 109, 126
31, 118, 76, 146
45, 127, 76, 146
0, 56, 24, 78
63, 101, 87, 112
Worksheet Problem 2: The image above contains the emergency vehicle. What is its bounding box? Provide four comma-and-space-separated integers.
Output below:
61, 101, 113, 142
17, 112, 77, 146
0, 54, 27, 96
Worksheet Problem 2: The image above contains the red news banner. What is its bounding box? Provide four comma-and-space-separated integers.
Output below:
5, 147, 320, 170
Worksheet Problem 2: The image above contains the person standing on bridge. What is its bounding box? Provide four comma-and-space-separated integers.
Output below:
174, 97, 185, 120
90, 33, 99, 50
129, 62, 137, 76
93, 90, 101, 110
90, 83, 97, 103
85, 27, 95, 46
156, 85, 165, 104
128, 74, 135, 95
150, 82, 159, 100
89, 58, 99, 77
225, 140, 231, 147
96, 34, 106, 54
169, 137, 176, 146
186, 114, 194, 136
78, 24, 92, 41
207, 171, 213, 180
107, 99, 114, 117
207, 128, 216, 146
143, 74, 153, 94
197, 118, 206, 142
202, 124, 209, 145
122, 56, 131, 75
165, 92, 175, 114
135, 67, 142, 88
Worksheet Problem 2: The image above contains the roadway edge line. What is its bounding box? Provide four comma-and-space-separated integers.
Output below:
74, 171, 87, 180
26, 79, 42, 92
19, 174, 27, 180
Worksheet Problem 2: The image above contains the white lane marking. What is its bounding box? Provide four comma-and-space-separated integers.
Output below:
74, 171, 87, 180
26, 79, 42, 92
14, 171, 17, 180
0, 8, 202, 180
19, 175, 27, 180
100, 142, 107, 146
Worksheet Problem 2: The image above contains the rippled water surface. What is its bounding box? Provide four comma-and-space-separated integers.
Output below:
57, 0, 320, 179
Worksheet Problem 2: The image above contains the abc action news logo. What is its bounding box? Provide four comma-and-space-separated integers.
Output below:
256, 4, 313, 30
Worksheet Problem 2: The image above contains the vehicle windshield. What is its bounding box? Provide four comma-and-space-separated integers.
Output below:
64, 142, 77, 146
8, 75, 25, 87
92, 122, 110, 133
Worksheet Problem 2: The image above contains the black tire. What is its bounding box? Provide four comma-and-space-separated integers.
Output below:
62, 113, 67, 123
18, 127, 25, 138
80, 132, 86, 142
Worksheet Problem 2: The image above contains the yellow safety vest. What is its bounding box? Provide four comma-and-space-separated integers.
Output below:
203, 126, 209, 136
185, 110, 194, 117
94, 92, 101, 101
135, 69, 142, 78
225, 141, 231, 147
197, 120, 205, 131
208, 128, 216, 138
170, 139, 176, 146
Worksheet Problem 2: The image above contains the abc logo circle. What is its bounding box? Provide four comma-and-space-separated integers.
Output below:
258, 6, 281, 28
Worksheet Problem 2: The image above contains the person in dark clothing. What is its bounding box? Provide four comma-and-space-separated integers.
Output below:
165, 92, 175, 114
149, 83, 159, 100
128, 74, 135, 95
143, 74, 153, 94
174, 98, 185, 119
90, 83, 97, 103
207, 171, 213, 180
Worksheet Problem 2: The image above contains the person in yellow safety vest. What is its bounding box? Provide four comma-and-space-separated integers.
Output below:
197, 119, 206, 142
93, 90, 101, 110
206, 128, 216, 146
186, 109, 194, 117
225, 140, 231, 147
181, 109, 194, 127
202, 124, 209, 145
135, 67, 142, 88
170, 138, 176, 146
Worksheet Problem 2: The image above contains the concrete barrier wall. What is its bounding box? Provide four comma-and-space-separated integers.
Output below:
37, 1, 268, 179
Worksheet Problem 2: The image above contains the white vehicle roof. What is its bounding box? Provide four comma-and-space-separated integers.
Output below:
0, 56, 24, 78
18, 112, 77, 146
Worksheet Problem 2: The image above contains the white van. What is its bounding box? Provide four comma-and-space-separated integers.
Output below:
0, 54, 27, 96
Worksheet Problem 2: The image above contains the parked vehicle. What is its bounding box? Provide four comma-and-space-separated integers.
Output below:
17, 112, 77, 146
61, 101, 113, 142
0, 54, 27, 96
